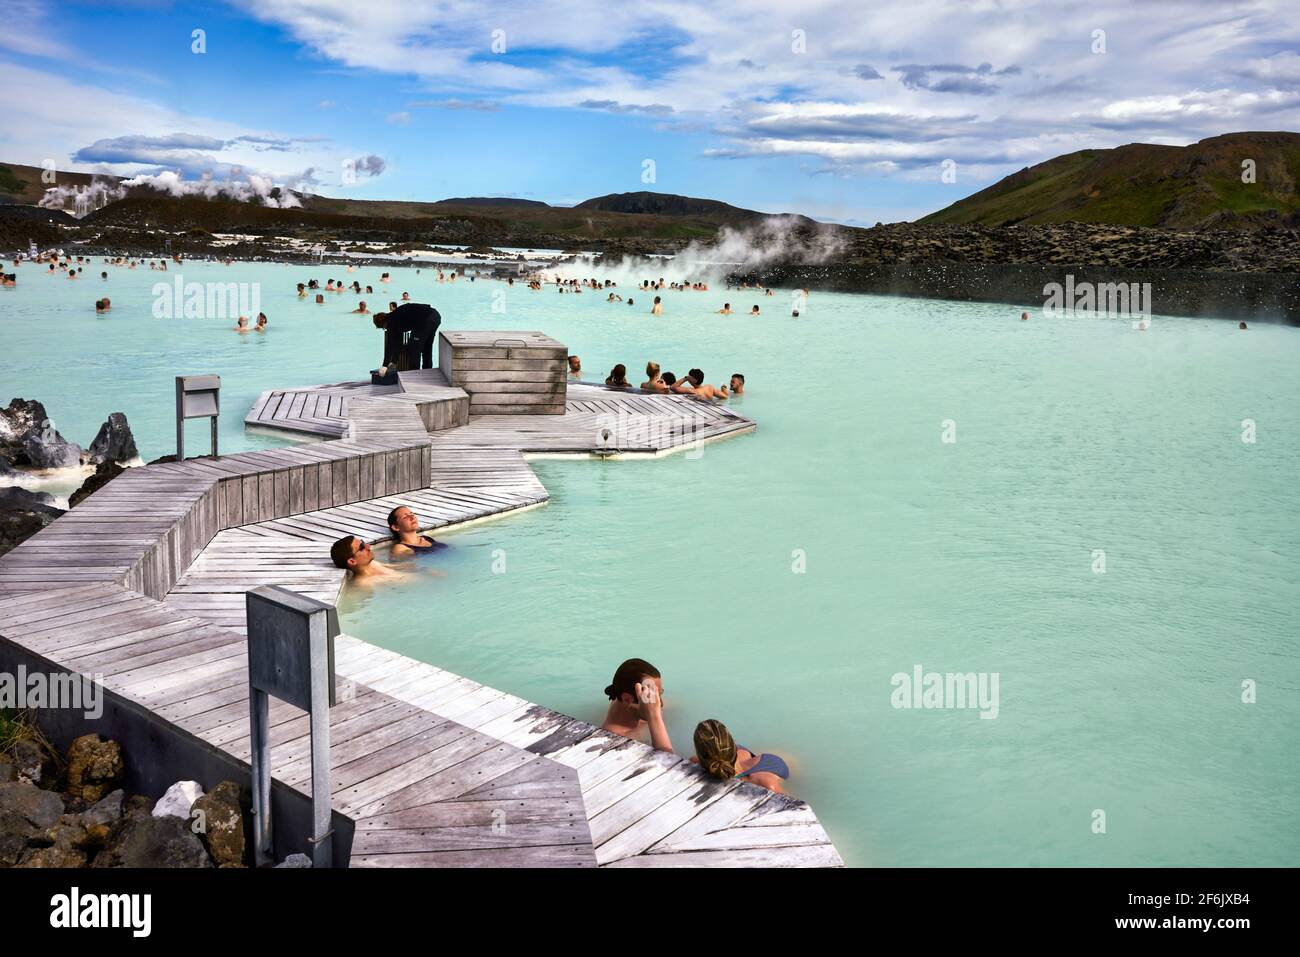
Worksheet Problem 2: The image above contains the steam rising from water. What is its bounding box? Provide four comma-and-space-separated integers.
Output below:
552, 215, 847, 286
39, 170, 303, 218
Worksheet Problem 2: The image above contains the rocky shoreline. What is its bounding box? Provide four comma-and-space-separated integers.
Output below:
0, 717, 307, 868
0, 400, 141, 557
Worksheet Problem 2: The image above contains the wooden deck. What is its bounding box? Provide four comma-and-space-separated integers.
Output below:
0, 358, 843, 867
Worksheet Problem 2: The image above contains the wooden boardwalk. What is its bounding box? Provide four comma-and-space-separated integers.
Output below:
0, 356, 843, 867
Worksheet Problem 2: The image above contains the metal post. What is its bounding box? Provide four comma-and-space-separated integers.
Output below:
246, 586, 338, 867
249, 687, 272, 866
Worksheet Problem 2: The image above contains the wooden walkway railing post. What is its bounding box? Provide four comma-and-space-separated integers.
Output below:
246, 586, 339, 867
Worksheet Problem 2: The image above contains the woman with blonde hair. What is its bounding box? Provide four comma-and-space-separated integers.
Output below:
692, 719, 789, 793
640, 361, 667, 393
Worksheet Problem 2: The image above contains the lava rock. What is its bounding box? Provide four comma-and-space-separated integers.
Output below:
7, 737, 58, 788
191, 781, 246, 867
69, 460, 124, 508
84, 412, 139, 465
274, 853, 312, 868
0, 485, 65, 559
65, 734, 123, 803
153, 780, 204, 820
0, 780, 65, 866
0, 756, 14, 784
0, 398, 83, 468
92, 814, 213, 868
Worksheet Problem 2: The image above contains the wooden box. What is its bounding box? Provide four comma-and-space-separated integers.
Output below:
437, 331, 568, 414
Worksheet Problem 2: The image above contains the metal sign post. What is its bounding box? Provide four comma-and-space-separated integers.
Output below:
175, 375, 221, 460
246, 586, 338, 868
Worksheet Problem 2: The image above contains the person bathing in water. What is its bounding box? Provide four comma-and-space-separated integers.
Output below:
387, 505, 445, 557
672, 369, 728, 400
601, 658, 672, 752
330, 535, 400, 581
692, 718, 789, 793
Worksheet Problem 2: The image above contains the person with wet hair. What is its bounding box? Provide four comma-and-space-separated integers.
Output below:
640, 361, 667, 393
387, 505, 445, 557
329, 535, 398, 581
660, 371, 677, 387
567, 355, 582, 378
729, 373, 745, 395
601, 658, 672, 751
692, 718, 788, 793
605, 364, 632, 389
672, 368, 728, 400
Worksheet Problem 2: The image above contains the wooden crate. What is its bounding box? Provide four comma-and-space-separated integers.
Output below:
438, 331, 568, 415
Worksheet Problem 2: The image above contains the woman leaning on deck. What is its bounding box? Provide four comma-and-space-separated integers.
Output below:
692, 718, 789, 794
601, 658, 672, 752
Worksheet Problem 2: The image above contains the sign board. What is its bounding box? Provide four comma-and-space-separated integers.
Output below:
175, 375, 220, 459
246, 585, 339, 867
246, 587, 338, 710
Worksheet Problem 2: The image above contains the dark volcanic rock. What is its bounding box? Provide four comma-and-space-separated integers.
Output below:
0, 780, 65, 866
8, 737, 58, 788
69, 460, 124, 508
0, 485, 65, 558
84, 412, 138, 465
0, 398, 83, 468
93, 814, 212, 868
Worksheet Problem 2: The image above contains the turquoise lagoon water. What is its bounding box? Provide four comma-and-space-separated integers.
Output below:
2, 259, 1297, 867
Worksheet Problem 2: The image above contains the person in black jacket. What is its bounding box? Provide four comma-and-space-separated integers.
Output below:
374, 302, 441, 373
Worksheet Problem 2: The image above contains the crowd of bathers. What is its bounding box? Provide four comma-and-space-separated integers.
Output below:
600, 657, 791, 793
566, 355, 744, 400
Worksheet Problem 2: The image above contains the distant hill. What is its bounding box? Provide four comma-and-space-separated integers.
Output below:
0, 163, 120, 205
576, 190, 812, 225
436, 197, 550, 208
919, 132, 1300, 229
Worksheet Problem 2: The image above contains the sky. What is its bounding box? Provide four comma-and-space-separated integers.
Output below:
3, 0, 1299, 224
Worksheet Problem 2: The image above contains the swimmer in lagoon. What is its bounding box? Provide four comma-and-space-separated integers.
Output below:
353, 301, 369, 314
640, 361, 667, 393
729, 373, 745, 395
387, 506, 444, 557
330, 535, 400, 582
568, 355, 582, 378
255, 313, 268, 331
1021, 311, 1029, 321
691, 719, 789, 794
673, 368, 728, 400
235, 315, 250, 333
749, 305, 760, 316
600, 658, 672, 752
605, 364, 632, 389
651, 296, 663, 315
718, 303, 732, 315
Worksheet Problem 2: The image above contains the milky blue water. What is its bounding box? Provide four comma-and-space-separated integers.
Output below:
3, 258, 1297, 867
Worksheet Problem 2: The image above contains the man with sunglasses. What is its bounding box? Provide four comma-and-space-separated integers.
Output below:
329, 535, 399, 581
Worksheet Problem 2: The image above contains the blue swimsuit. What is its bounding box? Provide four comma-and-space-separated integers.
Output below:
737, 746, 790, 780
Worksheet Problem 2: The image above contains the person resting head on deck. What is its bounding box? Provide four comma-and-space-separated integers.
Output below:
387, 506, 445, 557
691, 718, 789, 793
605, 364, 632, 389
660, 371, 677, 387
330, 535, 399, 580
672, 368, 728, 400
568, 355, 582, 378
640, 361, 667, 393
729, 373, 745, 395
601, 658, 672, 751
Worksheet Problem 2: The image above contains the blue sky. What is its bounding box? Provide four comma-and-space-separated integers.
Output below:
3, 0, 1299, 224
